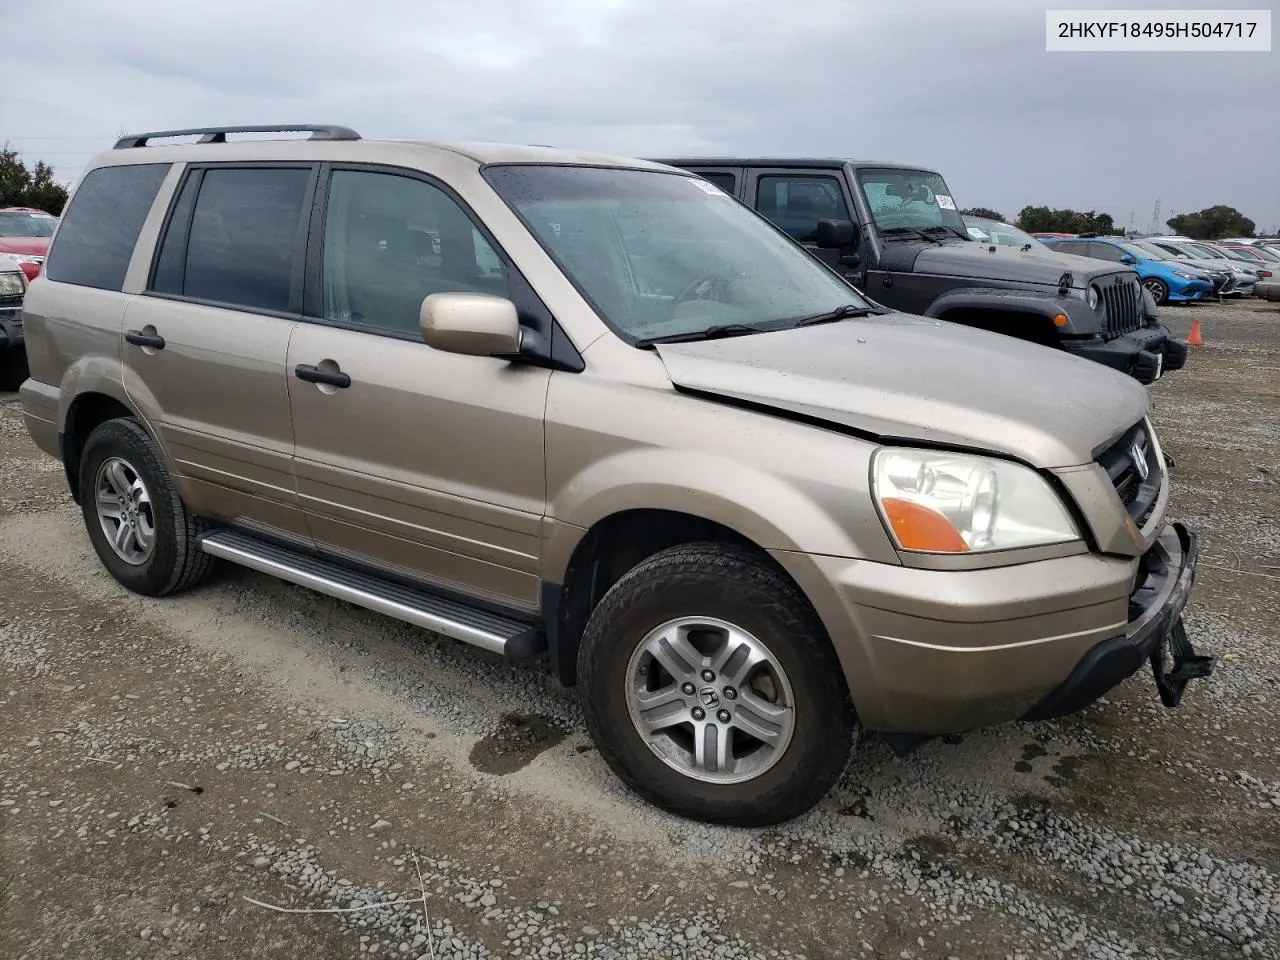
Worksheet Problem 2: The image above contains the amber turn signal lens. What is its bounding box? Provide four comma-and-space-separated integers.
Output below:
1053, 313, 1069, 327
880, 497, 970, 553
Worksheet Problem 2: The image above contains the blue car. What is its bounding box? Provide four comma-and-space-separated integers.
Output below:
1041, 236, 1215, 305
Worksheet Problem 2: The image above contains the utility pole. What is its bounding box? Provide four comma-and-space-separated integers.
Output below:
1149, 199, 1161, 235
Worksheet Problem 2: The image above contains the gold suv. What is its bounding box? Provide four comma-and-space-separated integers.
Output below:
17, 125, 1214, 825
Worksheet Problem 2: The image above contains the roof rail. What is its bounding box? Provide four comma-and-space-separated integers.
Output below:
113, 124, 361, 149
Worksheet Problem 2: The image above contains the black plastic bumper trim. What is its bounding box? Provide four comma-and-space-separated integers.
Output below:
1022, 522, 1209, 722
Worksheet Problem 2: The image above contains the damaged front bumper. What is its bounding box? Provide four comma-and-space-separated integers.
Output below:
1023, 521, 1214, 722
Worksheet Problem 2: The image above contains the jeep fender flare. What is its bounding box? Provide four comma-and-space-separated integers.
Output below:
924, 286, 1096, 338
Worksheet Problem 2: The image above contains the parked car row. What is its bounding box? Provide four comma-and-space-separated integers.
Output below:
12, 125, 1217, 826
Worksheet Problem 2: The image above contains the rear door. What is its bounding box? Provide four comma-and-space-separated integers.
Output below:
122, 162, 317, 545
669, 166, 745, 201
285, 164, 550, 611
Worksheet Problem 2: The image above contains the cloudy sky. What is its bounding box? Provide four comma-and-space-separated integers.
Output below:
6, 0, 1278, 232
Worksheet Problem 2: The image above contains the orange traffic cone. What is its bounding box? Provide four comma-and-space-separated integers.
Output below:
1188, 319, 1203, 346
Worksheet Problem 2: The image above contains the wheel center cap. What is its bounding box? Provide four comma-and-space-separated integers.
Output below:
698, 687, 720, 708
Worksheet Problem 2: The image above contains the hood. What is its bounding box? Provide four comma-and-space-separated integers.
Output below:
903, 240, 1128, 289
655, 314, 1150, 469
0, 237, 49, 256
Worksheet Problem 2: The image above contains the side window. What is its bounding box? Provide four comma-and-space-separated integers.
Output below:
1056, 241, 1092, 258
1089, 243, 1127, 262
150, 166, 311, 313
321, 169, 508, 335
699, 172, 737, 195
754, 176, 850, 242
43, 163, 170, 291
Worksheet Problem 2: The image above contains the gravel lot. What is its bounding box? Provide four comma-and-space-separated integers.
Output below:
1, 298, 1277, 960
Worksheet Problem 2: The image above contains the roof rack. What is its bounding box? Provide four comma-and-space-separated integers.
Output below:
113, 124, 362, 149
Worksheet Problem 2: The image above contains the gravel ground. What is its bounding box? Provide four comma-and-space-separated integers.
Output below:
1, 297, 1277, 960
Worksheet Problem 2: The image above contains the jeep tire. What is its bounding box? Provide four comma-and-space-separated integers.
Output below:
78, 417, 215, 596
577, 542, 856, 826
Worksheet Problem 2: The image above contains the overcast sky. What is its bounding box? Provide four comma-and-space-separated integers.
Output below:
6, 0, 1278, 232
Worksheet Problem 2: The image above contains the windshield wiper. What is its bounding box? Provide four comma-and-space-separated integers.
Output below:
880, 226, 941, 244
791, 304, 875, 327
923, 225, 971, 241
636, 323, 770, 347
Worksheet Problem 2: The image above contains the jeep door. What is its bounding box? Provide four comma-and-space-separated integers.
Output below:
121, 162, 317, 545
741, 168, 863, 286
285, 165, 550, 612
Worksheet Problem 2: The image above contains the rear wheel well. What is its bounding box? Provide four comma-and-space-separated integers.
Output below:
550, 509, 801, 686
935, 307, 1061, 348
61, 393, 135, 502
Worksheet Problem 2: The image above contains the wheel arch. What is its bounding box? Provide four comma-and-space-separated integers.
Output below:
543, 507, 829, 689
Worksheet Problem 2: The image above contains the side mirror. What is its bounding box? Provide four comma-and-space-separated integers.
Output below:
1120, 253, 1136, 264
420, 292, 522, 357
816, 218, 858, 250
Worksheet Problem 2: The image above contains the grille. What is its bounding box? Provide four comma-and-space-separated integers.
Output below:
1101, 275, 1143, 336
1096, 420, 1162, 526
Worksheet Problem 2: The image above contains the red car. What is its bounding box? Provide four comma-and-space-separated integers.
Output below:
0, 207, 58, 282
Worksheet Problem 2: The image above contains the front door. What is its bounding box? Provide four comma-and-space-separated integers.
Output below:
743, 169, 863, 288
286, 165, 551, 612
123, 163, 317, 544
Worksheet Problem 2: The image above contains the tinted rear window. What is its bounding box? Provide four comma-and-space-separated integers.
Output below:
43, 163, 170, 291
151, 166, 312, 313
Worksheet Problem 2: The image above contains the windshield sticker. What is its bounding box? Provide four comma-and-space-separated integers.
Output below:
935, 194, 957, 210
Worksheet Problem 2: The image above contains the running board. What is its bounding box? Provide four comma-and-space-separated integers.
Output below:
199, 530, 545, 660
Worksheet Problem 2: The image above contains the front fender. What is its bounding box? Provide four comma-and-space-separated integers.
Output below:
925, 286, 1101, 336
542, 447, 900, 584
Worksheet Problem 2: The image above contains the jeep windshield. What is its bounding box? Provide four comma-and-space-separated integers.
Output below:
481, 164, 871, 346
855, 168, 968, 237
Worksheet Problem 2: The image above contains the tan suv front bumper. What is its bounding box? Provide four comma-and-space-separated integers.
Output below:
790, 522, 1211, 736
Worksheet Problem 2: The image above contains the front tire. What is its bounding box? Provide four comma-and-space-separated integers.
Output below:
1142, 278, 1170, 305
78, 417, 215, 596
577, 542, 856, 826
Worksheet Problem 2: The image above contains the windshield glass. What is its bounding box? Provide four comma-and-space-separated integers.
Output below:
855, 168, 966, 234
1235, 245, 1279, 261
962, 217, 1047, 249
481, 165, 869, 344
0, 211, 57, 238
1127, 241, 1172, 260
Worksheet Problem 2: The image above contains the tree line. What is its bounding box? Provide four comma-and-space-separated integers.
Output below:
1, 146, 71, 215
960, 203, 1265, 239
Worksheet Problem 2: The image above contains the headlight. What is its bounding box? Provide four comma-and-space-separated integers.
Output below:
0, 272, 25, 296
1173, 271, 1194, 279
1086, 285, 1100, 309
872, 448, 1080, 554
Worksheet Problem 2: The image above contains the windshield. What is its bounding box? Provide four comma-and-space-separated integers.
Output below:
1235, 245, 1279, 261
962, 217, 1047, 249
0, 211, 57, 238
1127, 241, 1171, 260
1181, 243, 1221, 259
481, 165, 870, 344
855, 168, 967, 234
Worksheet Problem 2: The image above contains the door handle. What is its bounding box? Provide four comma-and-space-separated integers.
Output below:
294, 363, 351, 389
125, 329, 166, 350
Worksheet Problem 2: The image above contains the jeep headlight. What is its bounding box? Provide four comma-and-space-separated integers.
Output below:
1086, 285, 1100, 309
872, 449, 1080, 553
0, 271, 25, 296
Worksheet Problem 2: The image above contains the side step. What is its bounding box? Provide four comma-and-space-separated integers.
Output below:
199, 530, 545, 660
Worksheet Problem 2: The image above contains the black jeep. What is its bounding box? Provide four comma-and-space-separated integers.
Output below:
654, 158, 1187, 384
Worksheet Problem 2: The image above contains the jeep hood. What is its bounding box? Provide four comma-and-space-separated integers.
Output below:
902, 240, 1126, 289
655, 314, 1150, 469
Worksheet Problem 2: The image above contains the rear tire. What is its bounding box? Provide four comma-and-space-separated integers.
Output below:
577, 541, 856, 826
0, 348, 28, 391
78, 417, 215, 596
1142, 278, 1170, 305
